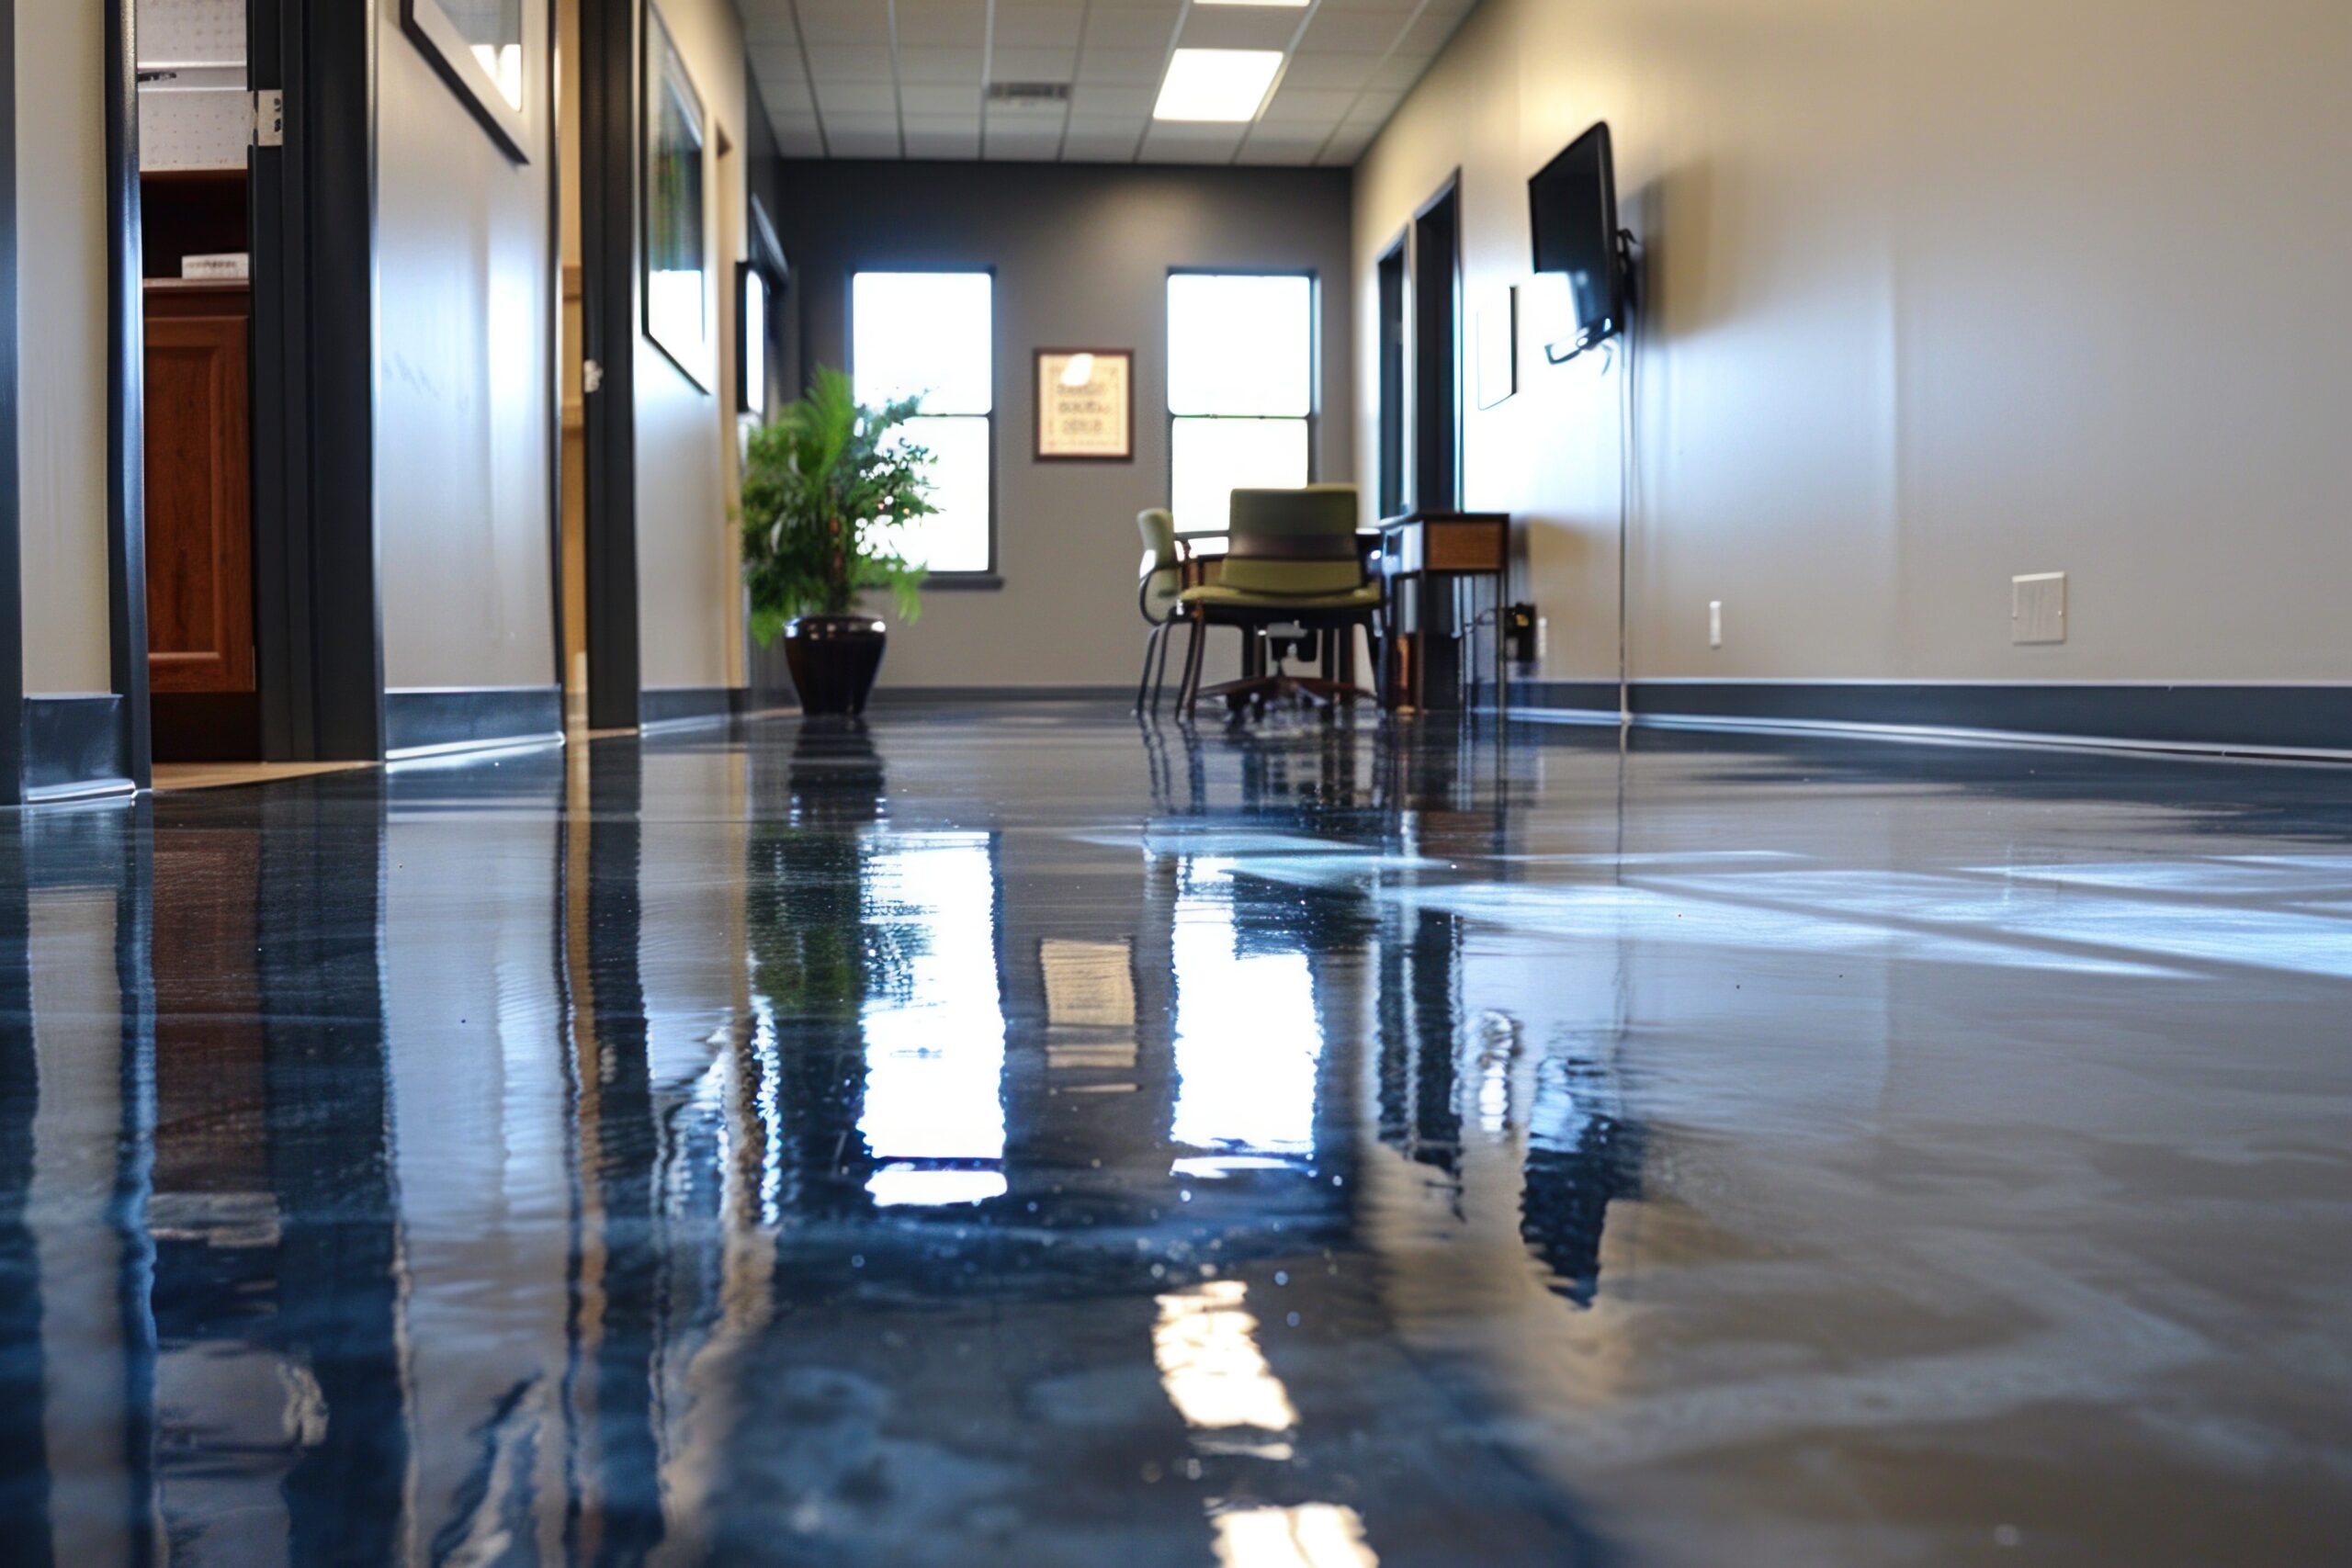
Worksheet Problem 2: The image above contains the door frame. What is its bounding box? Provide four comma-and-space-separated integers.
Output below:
579, 0, 642, 730
1409, 172, 1463, 513
101, 0, 385, 779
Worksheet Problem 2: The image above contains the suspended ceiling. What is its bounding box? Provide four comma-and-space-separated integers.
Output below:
736, 0, 1479, 166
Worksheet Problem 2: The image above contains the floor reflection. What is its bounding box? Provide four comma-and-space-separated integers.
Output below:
2, 707, 2348, 1563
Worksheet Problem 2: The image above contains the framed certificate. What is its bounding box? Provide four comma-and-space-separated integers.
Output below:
1035, 349, 1134, 461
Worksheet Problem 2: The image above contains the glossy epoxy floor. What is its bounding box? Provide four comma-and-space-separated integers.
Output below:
4, 707, 2350, 1565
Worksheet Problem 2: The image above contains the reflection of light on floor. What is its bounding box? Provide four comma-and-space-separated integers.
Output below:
1154, 1281, 1298, 1443
1171, 888, 1321, 1159
865, 1166, 1007, 1207
857, 835, 1007, 1206
1211, 1504, 1379, 1568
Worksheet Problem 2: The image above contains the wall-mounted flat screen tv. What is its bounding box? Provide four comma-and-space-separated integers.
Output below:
1529, 121, 1624, 362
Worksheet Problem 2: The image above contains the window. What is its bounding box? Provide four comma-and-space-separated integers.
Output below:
852, 271, 994, 575
1167, 274, 1314, 538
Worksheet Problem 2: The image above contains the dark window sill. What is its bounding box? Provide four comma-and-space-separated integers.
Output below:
924, 573, 1005, 592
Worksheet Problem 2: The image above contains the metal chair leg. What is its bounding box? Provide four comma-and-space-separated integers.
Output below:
1178, 615, 1208, 717
1154, 618, 1181, 713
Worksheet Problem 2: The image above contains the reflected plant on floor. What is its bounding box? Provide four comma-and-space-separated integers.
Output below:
740, 365, 933, 645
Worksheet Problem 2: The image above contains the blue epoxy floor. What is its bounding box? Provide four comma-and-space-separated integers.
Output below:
4, 705, 2351, 1564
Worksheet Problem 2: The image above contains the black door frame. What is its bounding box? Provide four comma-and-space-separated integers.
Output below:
1409, 172, 1462, 513
580, 0, 642, 730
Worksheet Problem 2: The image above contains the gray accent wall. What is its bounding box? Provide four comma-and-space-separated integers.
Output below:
771, 159, 1356, 692
1355, 0, 2352, 691
377, 0, 559, 693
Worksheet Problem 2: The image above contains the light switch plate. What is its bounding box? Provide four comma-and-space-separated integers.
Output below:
2012, 572, 2067, 644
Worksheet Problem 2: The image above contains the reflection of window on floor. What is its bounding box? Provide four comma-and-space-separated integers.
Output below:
1170, 880, 1322, 1169
857, 833, 1006, 1206
1040, 938, 1139, 1089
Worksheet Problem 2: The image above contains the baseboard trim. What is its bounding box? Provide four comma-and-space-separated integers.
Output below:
1493, 681, 2352, 762
865, 685, 1135, 704
639, 685, 756, 729
385, 686, 564, 760
23, 695, 134, 803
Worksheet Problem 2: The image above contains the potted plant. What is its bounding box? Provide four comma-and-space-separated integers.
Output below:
741, 366, 932, 715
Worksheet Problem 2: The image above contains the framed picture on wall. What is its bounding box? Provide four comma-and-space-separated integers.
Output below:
643, 2, 710, 388
1035, 349, 1134, 462
401, 0, 532, 162
1474, 281, 1517, 410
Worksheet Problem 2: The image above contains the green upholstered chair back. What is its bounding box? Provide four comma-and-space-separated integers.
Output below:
1219, 486, 1363, 596
1136, 507, 1182, 623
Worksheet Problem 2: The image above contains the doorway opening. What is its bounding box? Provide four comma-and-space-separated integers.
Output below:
1375, 237, 1407, 519
1409, 176, 1461, 513
134, 0, 260, 763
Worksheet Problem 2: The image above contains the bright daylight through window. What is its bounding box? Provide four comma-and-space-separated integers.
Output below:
1168, 274, 1313, 539
853, 271, 994, 575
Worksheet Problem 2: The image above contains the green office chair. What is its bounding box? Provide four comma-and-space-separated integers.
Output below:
1135, 508, 1187, 713
1174, 485, 1381, 718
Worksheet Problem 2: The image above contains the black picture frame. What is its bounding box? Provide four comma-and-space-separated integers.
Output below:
641, 1, 710, 389
401, 0, 531, 164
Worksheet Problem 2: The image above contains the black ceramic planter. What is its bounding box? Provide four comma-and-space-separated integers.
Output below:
782, 615, 888, 716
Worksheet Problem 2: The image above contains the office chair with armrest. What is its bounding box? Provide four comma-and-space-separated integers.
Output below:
1174, 485, 1382, 718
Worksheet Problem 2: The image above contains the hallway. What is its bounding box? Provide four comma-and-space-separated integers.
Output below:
3, 706, 2350, 1564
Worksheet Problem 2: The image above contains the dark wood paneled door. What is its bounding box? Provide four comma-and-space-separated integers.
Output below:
145, 283, 254, 696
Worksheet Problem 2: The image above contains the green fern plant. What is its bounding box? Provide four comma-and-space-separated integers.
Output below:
741, 365, 933, 644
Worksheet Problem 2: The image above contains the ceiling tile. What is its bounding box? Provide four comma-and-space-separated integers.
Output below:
805, 43, 895, 81
989, 46, 1080, 83
1274, 51, 1380, 90
828, 126, 903, 159
904, 125, 981, 160
896, 46, 987, 85
899, 83, 983, 115
1075, 47, 1166, 85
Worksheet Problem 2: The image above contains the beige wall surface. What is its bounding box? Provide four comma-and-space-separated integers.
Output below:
772, 159, 1357, 692
634, 0, 746, 693
17, 0, 113, 695
1356, 0, 2352, 685
376, 0, 560, 693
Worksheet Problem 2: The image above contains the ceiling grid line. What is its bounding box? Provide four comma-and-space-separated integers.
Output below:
1131, 0, 1199, 165
783, 0, 831, 160
1054, 0, 1099, 164
886, 0, 908, 159
978, 0, 998, 161
1229, 0, 1331, 168
1313, 0, 1435, 168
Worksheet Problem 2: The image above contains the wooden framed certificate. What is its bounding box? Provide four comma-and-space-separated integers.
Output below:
1034, 348, 1134, 461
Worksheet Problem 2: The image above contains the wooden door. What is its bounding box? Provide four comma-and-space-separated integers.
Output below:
144, 286, 254, 695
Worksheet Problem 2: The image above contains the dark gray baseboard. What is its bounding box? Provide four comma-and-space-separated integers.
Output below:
385, 686, 564, 757
1499, 679, 1621, 715
865, 685, 1134, 704
1497, 681, 2352, 758
22, 695, 133, 803
639, 685, 756, 728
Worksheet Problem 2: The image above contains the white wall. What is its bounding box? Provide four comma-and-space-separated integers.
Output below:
377, 0, 560, 692
1355, 0, 2352, 687
16, 0, 112, 695
634, 0, 746, 694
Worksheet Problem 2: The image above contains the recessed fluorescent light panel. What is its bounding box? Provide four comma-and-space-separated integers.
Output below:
1195, 1, 1311, 7
1153, 49, 1286, 123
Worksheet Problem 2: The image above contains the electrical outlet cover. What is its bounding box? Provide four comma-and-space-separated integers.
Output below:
2012, 572, 2067, 644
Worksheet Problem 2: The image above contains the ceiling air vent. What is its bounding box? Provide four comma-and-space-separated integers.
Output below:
987, 82, 1070, 105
